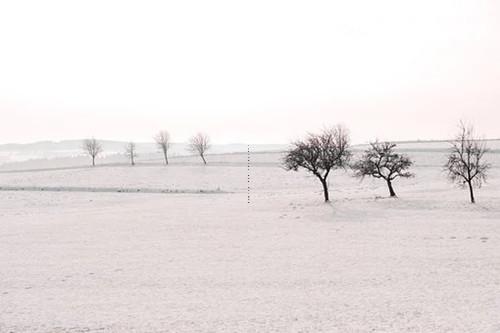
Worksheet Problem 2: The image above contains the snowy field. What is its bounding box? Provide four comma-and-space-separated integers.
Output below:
1, 143, 500, 332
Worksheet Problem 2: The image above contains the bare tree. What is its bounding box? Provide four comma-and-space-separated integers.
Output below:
352, 141, 413, 197
189, 133, 211, 164
445, 121, 490, 203
83, 138, 103, 167
154, 130, 171, 165
283, 125, 351, 202
125, 142, 137, 166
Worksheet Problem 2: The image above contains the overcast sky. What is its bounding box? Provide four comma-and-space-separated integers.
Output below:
0, 0, 499, 144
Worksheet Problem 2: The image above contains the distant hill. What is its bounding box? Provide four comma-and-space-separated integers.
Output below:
0, 140, 287, 165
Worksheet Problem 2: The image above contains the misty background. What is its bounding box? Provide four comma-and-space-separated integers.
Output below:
1, 1, 499, 144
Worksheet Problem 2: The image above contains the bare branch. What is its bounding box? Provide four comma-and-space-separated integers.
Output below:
444, 121, 490, 203
83, 138, 103, 167
124, 142, 137, 166
189, 133, 211, 165
154, 130, 171, 165
352, 141, 413, 197
283, 125, 351, 202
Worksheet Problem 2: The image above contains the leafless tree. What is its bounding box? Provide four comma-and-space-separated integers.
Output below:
125, 142, 137, 166
189, 133, 211, 164
283, 125, 351, 202
445, 121, 490, 203
352, 141, 413, 197
154, 130, 171, 165
83, 138, 103, 167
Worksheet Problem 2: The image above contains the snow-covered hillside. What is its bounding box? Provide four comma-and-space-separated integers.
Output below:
0, 142, 499, 332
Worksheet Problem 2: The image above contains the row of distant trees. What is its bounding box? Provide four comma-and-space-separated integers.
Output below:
83, 131, 211, 167
284, 121, 490, 204
83, 122, 490, 204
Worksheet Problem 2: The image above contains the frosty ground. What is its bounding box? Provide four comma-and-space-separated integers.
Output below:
0, 145, 499, 332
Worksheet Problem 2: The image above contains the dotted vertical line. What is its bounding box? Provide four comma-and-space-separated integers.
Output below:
247, 145, 250, 204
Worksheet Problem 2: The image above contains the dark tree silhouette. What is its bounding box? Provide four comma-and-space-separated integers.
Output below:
125, 142, 137, 166
445, 122, 490, 204
189, 133, 211, 165
83, 138, 103, 167
352, 141, 413, 197
283, 126, 351, 202
154, 130, 171, 165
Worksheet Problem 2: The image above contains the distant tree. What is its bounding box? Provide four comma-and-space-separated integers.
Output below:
445, 121, 490, 203
154, 130, 171, 165
352, 141, 413, 197
189, 133, 211, 164
283, 125, 351, 202
125, 142, 137, 166
83, 138, 103, 167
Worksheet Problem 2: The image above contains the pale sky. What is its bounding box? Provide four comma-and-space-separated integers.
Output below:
0, 0, 499, 144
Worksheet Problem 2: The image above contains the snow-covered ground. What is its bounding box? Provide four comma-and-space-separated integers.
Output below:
1, 144, 499, 332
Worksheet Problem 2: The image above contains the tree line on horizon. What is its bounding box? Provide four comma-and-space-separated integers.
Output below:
82, 121, 490, 204
82, 131, 211, 167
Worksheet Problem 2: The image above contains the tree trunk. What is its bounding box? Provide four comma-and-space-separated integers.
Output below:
92, 156, 95, 167
201, 154, 207, 165
320, 178, 329, 202
131, 155, 135, 166
387, 180, 396, 197
468, 181, 475, 204
163, 150, 168, 165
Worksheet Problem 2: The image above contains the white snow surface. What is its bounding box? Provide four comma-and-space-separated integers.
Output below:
1, 147, 500, 332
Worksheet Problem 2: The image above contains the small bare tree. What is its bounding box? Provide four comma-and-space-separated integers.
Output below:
189, 133, 211, 164
125, 142, 137, 166
352, 141, 413, 197
445, 121, 490, 203
154, 130, 171, 165
283, 125, 351, 202
83, 138, 103, 167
